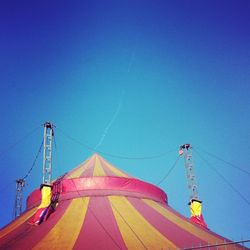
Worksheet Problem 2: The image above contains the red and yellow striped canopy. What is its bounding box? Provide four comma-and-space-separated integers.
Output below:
0, 154, 245, 249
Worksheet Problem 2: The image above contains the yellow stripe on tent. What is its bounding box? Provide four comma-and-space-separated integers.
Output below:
0, 207, 37, 239
33, 198, 89, 250
67, 158, 92, 179
108, 196, 176, 250
143, 199, 227, 246
38, 186, 52, 209
93, 156, 106, 176
103, 161, 128, 177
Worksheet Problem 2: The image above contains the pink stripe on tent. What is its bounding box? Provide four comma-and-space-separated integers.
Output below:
73, 196, 127, 250
26, 189, 41, 210
99, 158, 129, 177
79, 164, 95, 177
127, 197, 208, 249
0, 200, 72, 250
61, 177, 167, 204
98, 161, 117, 176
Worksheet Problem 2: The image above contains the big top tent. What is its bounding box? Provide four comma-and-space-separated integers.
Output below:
0, 154, 247, 249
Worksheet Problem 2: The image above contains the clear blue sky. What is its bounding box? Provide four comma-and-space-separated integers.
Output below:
1, 0, 249, 245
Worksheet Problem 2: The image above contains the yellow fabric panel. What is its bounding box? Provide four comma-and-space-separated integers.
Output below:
66, 158, 91, 179
33, 198, 89, 250
108, 196, 176, 250
190, 200, 202, 217
0, 207, 37, 239
93, 156, 106, 176
67, 166, 85, 179
38, 186, 52, 209
143, 199, 225, 245
104, 161, 128, 177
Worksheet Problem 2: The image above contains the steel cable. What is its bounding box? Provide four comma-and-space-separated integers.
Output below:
194, 149, 250, 206
195, 147, 250, 176
157, 155, 180, 186
57, 127, 175, 160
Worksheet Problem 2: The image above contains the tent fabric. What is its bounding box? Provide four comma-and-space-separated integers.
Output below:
190, 200, 202, 217
65, 154, 130, 179
189, 199, 207, 228
0, 154, 246, 249
38, 186, 52, 209
29, 185, 54, 225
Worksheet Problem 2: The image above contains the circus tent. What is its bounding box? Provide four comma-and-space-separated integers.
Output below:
0, 154, 247, 249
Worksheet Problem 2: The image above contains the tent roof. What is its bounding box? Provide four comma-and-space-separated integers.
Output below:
65, 153, 132, 178
0, 154, 246, 249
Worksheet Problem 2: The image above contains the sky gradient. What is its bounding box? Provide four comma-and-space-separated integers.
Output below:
1, 0, 250, 246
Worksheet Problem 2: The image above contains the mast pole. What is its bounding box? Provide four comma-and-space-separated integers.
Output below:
14, 178, 25, 218
42, 122, 55, 184
179, 144, 199, 200
179, 144, 207, 228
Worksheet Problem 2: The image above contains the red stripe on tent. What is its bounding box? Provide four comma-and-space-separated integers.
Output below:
66, 154, 94, 178
127, 197, 208, 249
99, 158, 129, 177
26, 189, 41, 210
28, 175, 168, 209
98, 160, 117, 176
79, 164, 94, 177
157, 201, 232, 243
0, 200, 72, 250
73, 196, 127, 250
77, 156, 95, 178
62, 177, 167, 204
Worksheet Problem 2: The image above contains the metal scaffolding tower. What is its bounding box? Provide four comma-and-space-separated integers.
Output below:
14, 178, 25, 218
42, 122, 55, 184
179, 144, 199, 200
